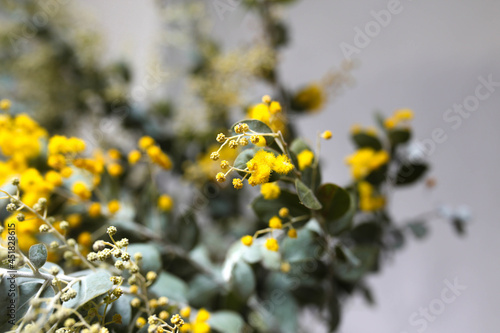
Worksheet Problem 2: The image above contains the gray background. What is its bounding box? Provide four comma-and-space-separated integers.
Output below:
76, 0, 500, 332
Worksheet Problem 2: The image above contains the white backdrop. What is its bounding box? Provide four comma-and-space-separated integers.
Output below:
75, 0, 500, 332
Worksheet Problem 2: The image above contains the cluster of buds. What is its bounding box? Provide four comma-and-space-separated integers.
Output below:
60, 288, 78, 302
241, 206, 308, 253
213, 121, 283, 189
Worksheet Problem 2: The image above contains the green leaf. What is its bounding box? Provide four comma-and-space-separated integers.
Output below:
389, 129, 411, 146
17, 281, 54, 319
334, 244, 361, 267
28, 244, 47, 270
334, 246, 379, 282
64, 270, 113, 308
350, 222, 382, 245
295, 179, 322, 210
316, 183, 351, 222
251, 190, 309, 225
282, 229, 323, 263
108, 294, 134, 329
150, 271, 188, 303
289, 138, 311, 156
408, 221, 428, 239
230, 119, 275, 146
290, 138, 321, 189
208, 311, 245, 333
395, 162, 428, 186
127, 244, 162, 274
187, 274, 219, 308
260, 246, 282, 270
452, 218, 466, 236
230, 261, 256, 301
271, 294, 299, 333
352, 133, 382, 150
174, 211, 199, 251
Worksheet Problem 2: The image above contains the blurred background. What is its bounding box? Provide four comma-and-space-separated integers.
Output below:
12, 0, 500, 331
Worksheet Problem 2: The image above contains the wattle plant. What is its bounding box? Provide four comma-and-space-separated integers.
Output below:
0, 1, 468, 332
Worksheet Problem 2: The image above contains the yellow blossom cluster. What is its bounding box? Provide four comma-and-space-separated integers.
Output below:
212, 116, 295, 189
345, 148, 389, 180
129, 136, 173, 170
179, 308, 211, 333
158, 194, 174, 212
261, 182, 281, 200
247, 95, 286, 134
358, 181, 385, 211
297, 149, 315, 170
245, 149, 294, 186
1, 213, 43, 252
0, 109, 47, 185
384, 109, 414, 129
293, 83, 325, 112
240, 207, 301, 253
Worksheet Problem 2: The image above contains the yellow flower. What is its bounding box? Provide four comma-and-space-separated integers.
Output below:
158, 195, 173, 212
128, 150, 142, 164
350, 124, 362, 134
136, 317, 146, 328
384, 117, 398, 129
107, 163, 123, 177
138, 136, 155, 150
180, 324, 192, 332
77, 232, 92, 247
48, 135, 85, 155
293, 83, 324, 111
273, 154, 294, 174
248, 103, 270, 124
147, 146, 173, 170
321, 130, 332, 140
2, 214, 43, 252
254, 135, 267, 147
269, 216, 282, 229
241, 235, 253, 246
265, 238, 279, 252
279, 207, 289, 218
345, 148, 389, 180
261, 182, 280, 200
108, 200, 120, 214
108, 149, 121, 160
232, 178, 244, 189
88, 202, 101, 217
269, 101, 282, 114
216, 172, 226, 183
297, 149, 314, 170
45, 171, 63, 187
0, 99, 11, 110
358, 181, 386, 212
394, 108, 414, 121
248, 102, 287, 134
48, 154, 66, 170
192, 322, 210, 333
247, 150, 275, 186
72, 181, 91, 201
60, 167, 73, 178
180, 307, 191, 318
369, 151, 389, 169
66, 214, 82, 228
288, 229, 297, 238
195, 309, 210, 322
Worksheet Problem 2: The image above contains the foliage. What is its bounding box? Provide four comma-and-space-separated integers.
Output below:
0, 1, 469, 333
